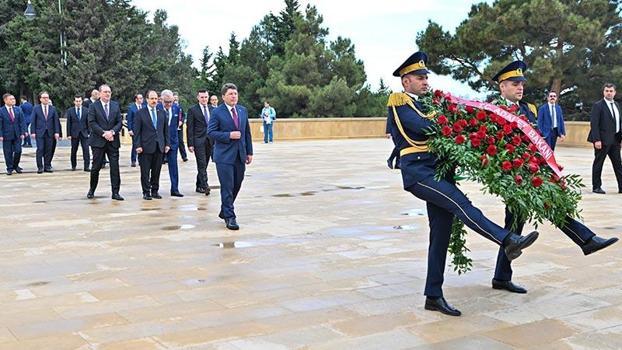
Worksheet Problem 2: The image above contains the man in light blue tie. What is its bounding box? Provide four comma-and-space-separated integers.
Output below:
66, 95, 90, 171
134, 90, 170, 200
537, 91, 566, 150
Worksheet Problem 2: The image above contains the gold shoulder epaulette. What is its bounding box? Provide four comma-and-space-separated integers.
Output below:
387, 92, 410, 107
527, 103, 537, 116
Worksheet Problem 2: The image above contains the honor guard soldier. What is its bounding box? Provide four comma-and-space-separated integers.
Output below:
491, 61, 619, 295
386, 51, 539, 316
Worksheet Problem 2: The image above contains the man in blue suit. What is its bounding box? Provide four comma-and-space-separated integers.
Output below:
66, 95, 90, 171
187, 89, 214, 195
19, 96, 33, 147
126, 93, 144, 167
30, 91, 60, 173
160, 90, 184, 197
537, 91, 566, 150
208, 83, 253, 230
135, 90, 170, 200
0, 93, 27, 175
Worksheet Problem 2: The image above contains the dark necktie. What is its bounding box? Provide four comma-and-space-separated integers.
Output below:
44, 105, 48, 120
231, 107, 239, 129
104, 103, 109, 120
77, 107, 81, 120
8, 107, 14, 122
202, 105, 209, 125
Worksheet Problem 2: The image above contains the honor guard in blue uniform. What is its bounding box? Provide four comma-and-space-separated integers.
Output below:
387, 52, 540, 316
491, 61, 619, 295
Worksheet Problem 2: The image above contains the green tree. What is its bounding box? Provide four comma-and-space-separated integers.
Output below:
417, 0, 622, 119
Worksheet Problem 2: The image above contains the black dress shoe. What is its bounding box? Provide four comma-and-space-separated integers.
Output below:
15, 167, 23, 174
171, 191, 184, 197
492, 279, 527, 294
44, 168, 53, 173
182, 158, 188, 162
503, 231, 539, 261
84, 168, 91, 172
71, 167, 76, 171
218, 211, 225, 220
131, 162, 136, 167
195, 187, 206, 194
111, 194, 124, 201
143, 194, 152, 200
424, 297, 461, 316
87, 191, 94, 199
37, 169, 43, 174
593, 188, 606, 194
205, 187, 211, 196
225, 217, 239, 230
582, 236, 619, 255
6, 170, 13, 176
151, 192, 162, 199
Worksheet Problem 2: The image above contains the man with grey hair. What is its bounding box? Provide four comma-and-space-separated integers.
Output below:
160, 89, 184, 197
87, 84, 124, 200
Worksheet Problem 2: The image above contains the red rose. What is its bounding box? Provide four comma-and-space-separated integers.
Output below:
441, 125, 452, 136
505, 144, 516, 153
448, 104, 458, 114
549, 174, 560, 183
502, 161, 512, 172
531, 176, 543, 187
496, 131, 505, 140
508, 105, 519, 113
471, 138, 481, 147
455, 135, 466, 144
465, 106, 475, 114
522, 152, 531, 160
510, 122, 518, 129
487, 136, 496, 145
515, 175, 523, 185
486, 145, 497, 156
530, 156, 539, 164
478, 125, 487, 133
503, 124, 513, 135
453, 123, 464, 133
476, 110, 487, 121
469, 118, 478, 127
529, 144, 538, 152
458, 119, 468, 127
497, 117, 507, 126
512, 135, 522, 146
477, 130, 487, 139
512, 158, 524, 168
434, 89, 443, 97
481, 155, 489, 167
437, 115, 449, 125
528, 162, 539, 173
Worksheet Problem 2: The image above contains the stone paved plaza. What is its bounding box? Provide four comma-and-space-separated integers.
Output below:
1, 139, 621, 349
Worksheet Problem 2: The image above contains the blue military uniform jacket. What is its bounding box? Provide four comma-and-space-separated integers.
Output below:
386, 92, 437, 190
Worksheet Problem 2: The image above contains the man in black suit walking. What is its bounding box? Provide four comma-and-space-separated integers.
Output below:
30, 91, 60, 173
588, 83, 622, 194
134, 90, 170, 200
66, 95, 90, 171
87, 84, 124, 200
186, 89, 214, 195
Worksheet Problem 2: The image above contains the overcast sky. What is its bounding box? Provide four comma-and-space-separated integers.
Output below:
131, 0, 490, 97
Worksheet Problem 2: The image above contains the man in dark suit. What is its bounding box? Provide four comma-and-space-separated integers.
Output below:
19, 96, 33, 147
537, 91, 566, 150
30, 91, 60, 173
160, 90, 184, 197
87, 84, 124, 200
208, 83, 253, 230
173, 92, 188, 162
187, 89, 214, 195
135, 90, 170, 200
82, 89, 99, 109
588, 83, 622, 194
0, 93, 27, 175
126, 93, 143, 167
66, 96, 90, 171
